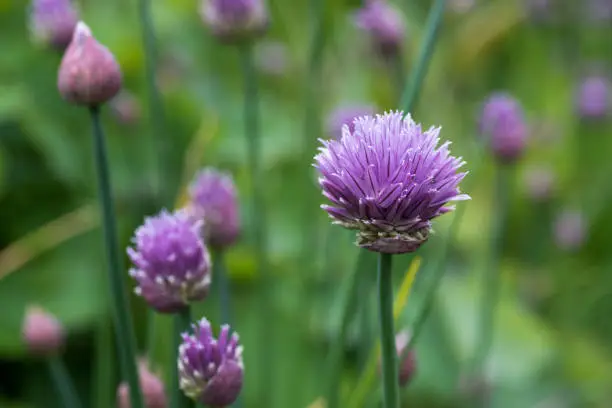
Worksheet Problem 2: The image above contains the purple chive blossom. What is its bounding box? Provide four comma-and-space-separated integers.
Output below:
576, 75, 610, 119
179, 318, 244, 406
29, 0, 78, 51
327, 105, 377, 140
554, 210, 586, 252
354, 0, 406, 57
22, 306, 65, 356
187, 168, 240, 250
199, 0, 269, 42
479, 93, 528, 163
314, 111, 469, 254
128, 210, 211, 313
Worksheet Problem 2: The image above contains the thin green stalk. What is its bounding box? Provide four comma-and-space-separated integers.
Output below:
213, 249, 232, 326
325, 251, 364, 408
89, 106, 144, 408
399, 0, 447, 112
172, 307, 193, 408
47, 355, 82, 408
93, 321, 113, 408
137, 0, 167, 204
238, 42, 271, 406
146, 310, 157, 357
470, 164, 513, 381
377, 253, 399, 408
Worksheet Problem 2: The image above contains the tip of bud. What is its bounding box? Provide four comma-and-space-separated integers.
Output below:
22, 305, 65, 356
57, 20, 122, 106
117, 358, 167, 408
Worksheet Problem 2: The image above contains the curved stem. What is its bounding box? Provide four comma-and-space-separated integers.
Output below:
47, 355, 82, 408
378, 253, 399, 408
89, 106, 144, 408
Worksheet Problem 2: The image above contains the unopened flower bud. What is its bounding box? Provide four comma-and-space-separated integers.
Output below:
554, 210, 586, 252
22, 306, 64, 356
57, 22, 122, 106
479, 93, 528, 163
354, 0, 406, 58
29, 0, 79, 51
200, 0, 269, 43
179, 318, 244, 406
326, 105, 376, 140
378, 330, 416, 386
576, 75, 610, 120
117, 359, 167, 408
523, 165, 555, 203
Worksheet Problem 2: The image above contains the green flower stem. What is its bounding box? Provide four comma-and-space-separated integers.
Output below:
172, 307, 193, 408
238, 42, 271, 406
470, 164, 513, 384
378, 252, 399, 408
89, 106, 144, 408
47, 355, 82, 408
325, 250, 364, 408
93, 321, 113, 408
399, 0, 447, 112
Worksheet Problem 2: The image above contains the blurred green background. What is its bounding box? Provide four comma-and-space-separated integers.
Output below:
1, 0, 612, 407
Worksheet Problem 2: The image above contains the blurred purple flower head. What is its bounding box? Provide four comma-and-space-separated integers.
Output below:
554, 210, 586, 252
128, 210, 211, 313
110, 91, 142, 126
255, 40, 288, 76
314, 111, 469, 254
525, 0, 553, 22
354, 0, 406, 57
586, 0, 612, 22
523, 165, 555, 202
479, 93, 528, 163
187, 168, 240, 250
117, 358, 167, 408
29, 0, 78, 51
22, 306, 64, 356
57, 22, 122, 106
179, 318, 244, 406
576, 75, 610, 119
200, 0, 269, 42
326, 105, 377, 140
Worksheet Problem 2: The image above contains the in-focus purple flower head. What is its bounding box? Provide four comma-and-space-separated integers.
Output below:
29, 0, 78, 51
576, 75, 610, 120
179, 318, 244, 406
479, 93, 528, 163
200, 0, 269, 42
128, 210, 211, 313
327, 105, 377, 140
554, 210, 587, 252
187, 168, 240, 250
314, 111, 469, 254
354, 0, 406, 57
57, 22, 122, 106
22, 306, 65, 356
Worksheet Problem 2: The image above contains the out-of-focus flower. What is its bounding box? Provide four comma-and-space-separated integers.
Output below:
117, 358, 167, 408
576, 75, 610, 119
314, 111, 469, 254
255, 40, 288, 76
127, 210, 211, 313
179, 318, 244, 406
29, 0, 78, 51
554, 210, 586, 252
109, 91, 141, 126
479, 93, 528, 163
22, 306, 64, 356
523, 165, 555, 203
354, 0, 406, 57
525, 0, 553, 22
586, 0, 612, 22
326, 105, 376, 140
187, 168, 240, 250
199, 0, 269, 42
57, 22, 122, 106
377, 330, 416, 386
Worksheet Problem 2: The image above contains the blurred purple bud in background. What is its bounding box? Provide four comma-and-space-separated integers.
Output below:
377, 330, 417, 386
326, 104, 376, 140
354, 0, 406, 57
554, 210, 587, 252
22, 306, 65, 356
255, 40, 288, 76
179, 318, 244, 406
109, 91, 142, 126
479, 93, 529, 163
523, 165, 555, 203
314, 111, 469, 254
187, 168, 241, 250
117, 358, 167, 408
29, 0, 78, 51
127, 210, 212, 313
57, 22, 122, 106
576, 75, 610, 120
200, 0, 269, 42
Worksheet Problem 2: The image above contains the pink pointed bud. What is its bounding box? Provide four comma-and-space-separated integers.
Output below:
377, 330, 417, 387
117, 359, 167, 408
57, 22, 122, 106
22, 306, 65, 356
